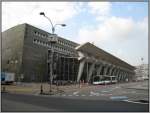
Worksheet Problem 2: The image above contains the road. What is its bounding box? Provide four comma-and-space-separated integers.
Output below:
2, 93, 149, 112
54, 81, 149, 102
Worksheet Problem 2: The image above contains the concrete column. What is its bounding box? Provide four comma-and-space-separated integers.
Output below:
111, 68, 116, 76
108, 66, 113, 76
122, 72, 125, 81
120, 71, 123, 81
96, 64, 103, 75
118, 70, 122, 82
125, 72, 127, 82
112, 68, 117, 76
87, 62, 96, 82
121, 71, 124, 81
129, 73, 132, 81
123, 72, 127, 81
103, 65, 109, 75
77, 60, 85, 82
122, 71, 125, 81
115, 69, 118, 79
126, 73, 129, 82
128, 73, 130, 81
118, 71, 121, 81
116, 69, 120, 80
124, 72, 127, 81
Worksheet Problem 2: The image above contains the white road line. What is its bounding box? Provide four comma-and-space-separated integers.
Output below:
62, 94, 66, 96
73, 91, 79, 95
100, 94, 105, 96
123, 100, 149, 104
81, 95, 86, 96
110, 96, 128, 100
68, 95, 72, 96
107, 94, 112, 96
101, 90, 112, 93
75, 95, 79, 96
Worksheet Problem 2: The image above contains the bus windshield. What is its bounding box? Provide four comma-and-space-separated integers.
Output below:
94, 76, 101, 82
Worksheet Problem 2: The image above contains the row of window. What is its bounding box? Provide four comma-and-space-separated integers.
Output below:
34, 31, 48, 38
57, 40, 75, 49
34, 31, 76, 49
33, 39, 75, 55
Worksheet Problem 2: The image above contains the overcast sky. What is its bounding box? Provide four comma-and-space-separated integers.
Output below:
2, 2, 148, 66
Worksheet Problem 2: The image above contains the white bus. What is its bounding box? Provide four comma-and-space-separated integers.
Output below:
93, 75, 117, 85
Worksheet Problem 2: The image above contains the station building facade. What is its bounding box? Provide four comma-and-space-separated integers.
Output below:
2, 23, 135, 83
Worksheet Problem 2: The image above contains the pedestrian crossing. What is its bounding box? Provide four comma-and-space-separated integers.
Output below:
60, 91, 113, 97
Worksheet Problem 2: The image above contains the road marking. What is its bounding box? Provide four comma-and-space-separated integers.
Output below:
75, 95, 79, 96
90, 91, 100, 96
68, 95, 72, 96
123, 100, 149, 104
62, 94, 66, 96
110, 96, 128, 100
115, 86, 120, 88
73, 91, 79, 95
101, 90, 112, 93
107, 94, 112, 96
81, 94, 86, 96
100, 94, 105, 96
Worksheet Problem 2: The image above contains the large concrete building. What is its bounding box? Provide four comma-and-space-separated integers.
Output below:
135, 64, 149, 81
2, 23, 135, 83
76, 42, 136, 83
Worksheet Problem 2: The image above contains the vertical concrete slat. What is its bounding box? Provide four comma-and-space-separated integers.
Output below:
104, 65, 108, 75
96, 64, 103, 75
108, 67, 113, 76
116, 69, 120, 80
77, 60, 85, 82
87, 62, 96, 82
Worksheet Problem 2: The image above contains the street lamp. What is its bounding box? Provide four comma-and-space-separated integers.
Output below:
39, 12, 66, 34
39, 12, 66, 93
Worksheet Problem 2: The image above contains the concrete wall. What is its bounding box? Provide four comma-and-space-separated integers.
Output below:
2, 24, 26, 81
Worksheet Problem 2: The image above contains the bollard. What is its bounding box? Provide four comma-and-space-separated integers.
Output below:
79, 80, 81, 88
40, 85, 43, 94
2, 86, 6, 92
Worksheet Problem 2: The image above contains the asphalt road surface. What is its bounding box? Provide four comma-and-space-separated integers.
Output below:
2, 93, 149, 112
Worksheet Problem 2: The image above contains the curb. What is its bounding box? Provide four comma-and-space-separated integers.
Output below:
125, 88, 148, 90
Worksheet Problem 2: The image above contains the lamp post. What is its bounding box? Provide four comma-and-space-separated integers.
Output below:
39, 12, 66, 93
39, 12, 66, 34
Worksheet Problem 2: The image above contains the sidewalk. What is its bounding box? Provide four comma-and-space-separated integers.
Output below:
1, 82, 90, 95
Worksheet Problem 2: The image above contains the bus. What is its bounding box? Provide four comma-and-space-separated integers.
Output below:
93, 75, 117, 85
